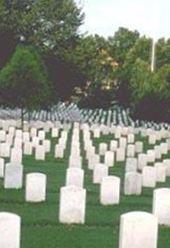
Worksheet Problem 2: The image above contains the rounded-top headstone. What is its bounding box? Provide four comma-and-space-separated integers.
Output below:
119, 211, 158, 248
153, 188, 170, 226
4, 163, 23, 189
124, 172, 142, 195
100, 176, 120, 205
66, 168, 84, 188
59, 185, 86, 224
0, 212, 21, 248
93, 163, 108, 184
25, 173, 47, 202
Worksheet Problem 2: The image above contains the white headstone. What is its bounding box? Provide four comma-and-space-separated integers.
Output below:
25, 173, 47, 202
0, 143, 10, 158
86, 146, 95, 159
142, 166, 157, 188
127, 134, 135, 144
155, 131, 161, 141
135, 141, 143, 153
110, 140, 118, 152
8, 126, 15, 136
154, 163, 166, 182
153, 188, 170, 226
94, 128, 100, 138
6, 134, 13, 146
154, 145, 161, 160
124, 172, 142, 195
4, 164, 23, 189
66, 168, 84, 188
163, 159, 170, 176
119, 211, 158, 248
119, 137, 127, 148
23, 132, 30, 143
0, 157, 4, 177
160, 143, 168, 155
15, 130, 22, 139
148, 134, 156, 145
88, 154, 100, 170
59, 185, 86, 224
99, 143, 107, 156
100, 176, 120, 205
10, 148, 22, 164
38, 130, 45, 140
55, 144, 64, 158
115, 127, 121, 139
93, 163, 108, 184
0, 130, 6, 142
167, 138, 170, 151
35, 145, 45, 160
14, 138, 22, 149
51, 128, 59, 138
32, 136, 39, 147
42, 139, 51, 153
69, 155, 82, 168
137, 153, 147, 170
116, 148, 125, 162
0, 212, 21, 248
147, 150, 155, 163
127, 144, 135, 157
125, 158, 137, 173
104, 151, 114, 167
23, 142, 33, 155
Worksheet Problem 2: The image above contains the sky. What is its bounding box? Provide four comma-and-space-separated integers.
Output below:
75, 0, 170, 40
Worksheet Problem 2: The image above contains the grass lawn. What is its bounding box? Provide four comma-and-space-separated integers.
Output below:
0, 130, 170, 248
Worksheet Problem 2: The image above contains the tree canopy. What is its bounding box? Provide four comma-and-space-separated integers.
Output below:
0, 0, 84, 67
0, 45, 53, 111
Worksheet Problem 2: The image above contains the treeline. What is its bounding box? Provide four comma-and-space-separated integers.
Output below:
0, 0, 170, 122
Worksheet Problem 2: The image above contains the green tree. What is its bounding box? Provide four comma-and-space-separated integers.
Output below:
118, 36, 152, 105
154, 64, 170, 99
129, 58, 153, 103
0, 45, 53, 126
0, 0, 84, 67
125, 36, 152, 67
70, 34, 118, 107
71, 35, 111, 82
129, 60, 170, 122
108, 27, 140, 107
156, 38, 170, 69
108, 27, 139, 65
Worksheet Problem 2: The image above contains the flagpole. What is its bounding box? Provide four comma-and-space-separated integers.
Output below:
151, 38, 156, 72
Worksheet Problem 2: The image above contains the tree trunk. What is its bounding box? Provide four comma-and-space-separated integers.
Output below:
21, 108, 24, 130
28, 111, 31, 123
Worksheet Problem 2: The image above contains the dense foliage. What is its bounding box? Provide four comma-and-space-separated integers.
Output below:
0, 0, 169, 122
0, 45, 53, 123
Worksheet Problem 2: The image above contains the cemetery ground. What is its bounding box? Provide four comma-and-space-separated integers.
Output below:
0, 132, 170, 248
